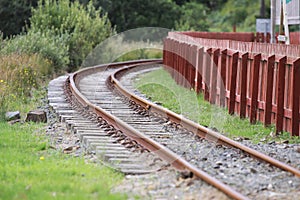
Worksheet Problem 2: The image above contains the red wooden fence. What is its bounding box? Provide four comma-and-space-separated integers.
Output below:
180, 31, 300, 45
163, 32, 300, 136
255, 32, 300, 44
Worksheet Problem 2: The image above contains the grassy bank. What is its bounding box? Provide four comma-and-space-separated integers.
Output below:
135, 68, 300, 143
0, 73, 126, 199
0, 121, 125, 200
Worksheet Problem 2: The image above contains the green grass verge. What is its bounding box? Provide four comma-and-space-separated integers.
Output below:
0, 122, 125, 200
116, 49, 162, 62
0, 89, 47, 120
135, 68, 300, 143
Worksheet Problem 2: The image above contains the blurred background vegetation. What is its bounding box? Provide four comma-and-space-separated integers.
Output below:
0, 0, 279, 119
0, 0, 270, 38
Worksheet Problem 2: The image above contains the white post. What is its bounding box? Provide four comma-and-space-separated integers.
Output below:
283, 0, 290, 44
270, 0, 276, 43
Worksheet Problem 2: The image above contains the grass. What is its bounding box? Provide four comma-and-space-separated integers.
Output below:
116, 48, 162, 62
0, 122, 125, 200
0, 69, 126, 200
135, 68, 300, 144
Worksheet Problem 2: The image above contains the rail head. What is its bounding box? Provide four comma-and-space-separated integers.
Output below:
111, 63, 300, 178
67, 60, 249, 200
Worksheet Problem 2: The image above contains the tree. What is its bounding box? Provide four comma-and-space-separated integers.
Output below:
30, 0, 115, 71
90, 0, 180, 32
209, 0, 262, 32
196, 0, 228, 10
0, 0, 38, 37
175, 2, 209, 31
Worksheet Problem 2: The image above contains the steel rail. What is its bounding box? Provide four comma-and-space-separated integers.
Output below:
111, 62, 300, 178
68, 60, 249, 200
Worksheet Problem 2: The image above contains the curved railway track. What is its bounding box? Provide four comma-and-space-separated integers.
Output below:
48, 59, 300, 200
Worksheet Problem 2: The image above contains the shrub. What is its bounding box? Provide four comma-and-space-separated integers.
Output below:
29, 0, 116, 71
0, 30, 69, 73
0, 53, 52, 119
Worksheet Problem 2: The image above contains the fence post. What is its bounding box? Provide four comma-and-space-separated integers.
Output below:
228, 52, 239, 115
219, 49, 227, 107
204, 48, 212, 101
163, 39, 166, 66
190, 45, 197, 89
240, 52, 249, 118
182, 42, 187, 86
250, 54, 262, 124
264, 55, 275, 126
275, 56, 287, 133
210, 49, 220, 104
175, 41, 180, 85
196, 47, 204, 93
185, 44, 191, 88
291, 58, 300, 136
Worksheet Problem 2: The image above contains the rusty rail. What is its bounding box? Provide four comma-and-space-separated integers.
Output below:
67, 59, 249, 200
111, 63, 300, 178
68, 59, 300, 199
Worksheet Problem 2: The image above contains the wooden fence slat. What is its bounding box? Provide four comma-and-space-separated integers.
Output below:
170, 40, 175, 79
181, 43, 189, 87
196, 47, 204, 93
219, 49, 227, 107
187, 44, 193, 88
176, 43, 184, 85
174, 41, 178, 84
291, 58, 300, 136
275, 56, 287, 133
183, 43, 189, 87
177, 41, 182, 85
163, 32, 300, 136
250, 54, 262, 124
172, 40, 176, 80
204, 48, 212, 101
191, 45, 197, 89
229, 52, 239, 115
240, 52, 249, 118
264, 55, 275, 126
210, 49, 220, 104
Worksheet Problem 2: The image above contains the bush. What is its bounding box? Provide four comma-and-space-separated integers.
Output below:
0, 53, 52, 119
1, 30, 69, 73
29, 0, 116, 71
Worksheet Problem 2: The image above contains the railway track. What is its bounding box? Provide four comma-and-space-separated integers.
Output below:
48, 59, 300, 200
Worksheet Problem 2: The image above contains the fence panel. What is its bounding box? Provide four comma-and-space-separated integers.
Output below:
163, 32, 300, 136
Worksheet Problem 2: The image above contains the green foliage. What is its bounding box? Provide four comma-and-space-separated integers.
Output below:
0, 53, 52, 120
0, 0, 38, 37
92, 0, 180, 32
30, 0, 115, 71
0, 122, 126, 199
116, 49, 162, 62
195, 0, 228, 11
1, 30, 69, 72
208, 0, 265, 32
175, 2, 209, 31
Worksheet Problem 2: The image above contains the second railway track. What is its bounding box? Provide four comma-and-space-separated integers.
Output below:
48, 59, 300, 200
